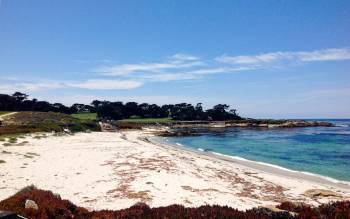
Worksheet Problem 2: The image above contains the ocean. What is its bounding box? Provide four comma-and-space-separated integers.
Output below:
164, 119, 350, 182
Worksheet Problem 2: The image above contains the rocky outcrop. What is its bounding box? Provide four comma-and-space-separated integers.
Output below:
156, 130, 199, 137
24, 199, 38, 210
115, 119, 333, 130
304, 189, 343, 198
277, 121, 333, 128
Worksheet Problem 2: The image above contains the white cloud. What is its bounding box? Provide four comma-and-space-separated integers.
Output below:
96, 53, 203, 76
96, 48, 350, 84
0, 82, 64, 94
189, 66, 255, 75
140, 73, 198, 82
298, 48, 350, 62
169, 53, 200, 62
0, 79, 143, 94
216, 48, 350, 65
2, 48, 349, 94
68, 79, 143, 89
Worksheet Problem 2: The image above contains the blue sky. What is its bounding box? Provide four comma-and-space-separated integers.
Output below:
0, 0, 349, 118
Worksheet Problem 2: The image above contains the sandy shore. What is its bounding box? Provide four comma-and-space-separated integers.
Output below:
1, 130, 350, 211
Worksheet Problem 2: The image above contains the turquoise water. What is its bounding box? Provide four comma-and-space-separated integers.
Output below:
165, 120, 350, 182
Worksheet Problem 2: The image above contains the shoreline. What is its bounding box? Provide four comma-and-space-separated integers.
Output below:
149, 135, 350, 190
1, 130, 350, 211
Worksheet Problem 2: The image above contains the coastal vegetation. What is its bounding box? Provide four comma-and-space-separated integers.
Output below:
0, 111, 11, 116
71, 112, 97, 121
0, 92, 94, 114
0, 186, 349, 219
0, 111, 100, 135
119, 117, 173, 123
0, 92, 333, 132
0, 92, 241, 121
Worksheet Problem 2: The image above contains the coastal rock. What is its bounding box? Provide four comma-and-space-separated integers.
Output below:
277, 120, 333, 128
25, 199, 38, 210
304, 189, 343, 198
156, 130, 198, 137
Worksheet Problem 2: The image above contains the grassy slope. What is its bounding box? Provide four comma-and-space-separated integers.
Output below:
0, 111, 100, 135
119, 117, 172, 123
0, 111, 12, 116
71, 112, 97, 121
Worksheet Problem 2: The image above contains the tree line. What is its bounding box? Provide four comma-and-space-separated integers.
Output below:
0, 92, 242, 121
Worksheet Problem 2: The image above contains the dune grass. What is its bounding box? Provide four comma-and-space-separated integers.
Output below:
0, 112, 101, 135
0, 111, 12, 116
8, 137, 18, 143
71, 113, 97, 121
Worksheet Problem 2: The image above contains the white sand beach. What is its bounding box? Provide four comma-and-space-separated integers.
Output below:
1, 130, 350, 211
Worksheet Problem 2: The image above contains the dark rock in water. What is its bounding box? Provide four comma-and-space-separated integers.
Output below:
317, 121, 333, 127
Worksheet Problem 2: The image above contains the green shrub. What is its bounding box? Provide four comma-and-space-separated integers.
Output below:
71, 113, 97, 121
8, 137, 17, 143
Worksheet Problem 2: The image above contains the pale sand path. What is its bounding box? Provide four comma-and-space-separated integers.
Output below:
0, 131, 349, 211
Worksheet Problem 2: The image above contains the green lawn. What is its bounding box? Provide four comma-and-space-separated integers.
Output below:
71, 113, 97, 121
0, 111, 12, 116
119, 117, 173, 123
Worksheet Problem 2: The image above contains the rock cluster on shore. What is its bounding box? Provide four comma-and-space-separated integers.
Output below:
117, 119, 333, 130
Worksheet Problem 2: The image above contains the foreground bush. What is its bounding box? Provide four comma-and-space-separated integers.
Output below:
277, 201, 350, 219
0, 186, 349, 219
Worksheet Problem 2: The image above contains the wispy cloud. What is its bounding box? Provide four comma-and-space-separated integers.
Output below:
298, 48, 350, 62
215, 48, 350, 65
0, 79, 142, 94
169, 53, 200, 62
2, 48, 349, 93
96, 53, 203, 76
95, 48, 350, 84
0, 82, 64, 94
68, 79, 143, 89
